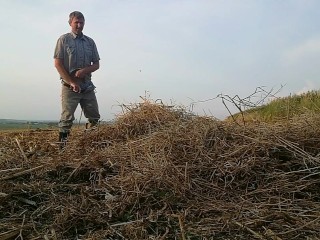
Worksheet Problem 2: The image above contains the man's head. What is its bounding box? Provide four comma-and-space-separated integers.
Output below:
69, 11, 85, 35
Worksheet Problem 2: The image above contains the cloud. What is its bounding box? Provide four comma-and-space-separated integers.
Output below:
296, 81, 318, 95
284, 37, 320, 64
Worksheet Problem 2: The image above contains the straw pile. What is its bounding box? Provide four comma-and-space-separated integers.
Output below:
1, 100, 320, 239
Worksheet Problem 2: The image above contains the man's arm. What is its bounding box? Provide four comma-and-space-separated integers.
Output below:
74, 61, 100, 78
54, 58, 81, 92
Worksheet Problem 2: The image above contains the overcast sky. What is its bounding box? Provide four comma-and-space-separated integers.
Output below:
1, 0, 320, 121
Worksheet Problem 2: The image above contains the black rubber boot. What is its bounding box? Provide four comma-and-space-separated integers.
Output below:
58, 132, 69, 150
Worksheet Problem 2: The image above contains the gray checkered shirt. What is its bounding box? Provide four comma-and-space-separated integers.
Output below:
54, 32, 100, 81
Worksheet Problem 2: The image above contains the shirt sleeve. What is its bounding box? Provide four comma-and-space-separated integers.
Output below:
53, 37, 64, 59
91, 39, 100, 62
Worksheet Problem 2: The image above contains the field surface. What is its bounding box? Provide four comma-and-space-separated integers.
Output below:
0, 119, 58, 131
1, 101, 320, 239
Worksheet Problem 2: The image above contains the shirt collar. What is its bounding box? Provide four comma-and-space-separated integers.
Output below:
70, 31, 84, 39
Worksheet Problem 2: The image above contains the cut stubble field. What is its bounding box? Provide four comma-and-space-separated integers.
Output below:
1, 100, 320, 239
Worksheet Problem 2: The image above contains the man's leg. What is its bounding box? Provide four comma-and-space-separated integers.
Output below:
80, 91, 100, 129
59, 86, 81, 144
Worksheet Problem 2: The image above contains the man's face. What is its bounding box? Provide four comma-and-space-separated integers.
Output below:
70, 17, 85, 35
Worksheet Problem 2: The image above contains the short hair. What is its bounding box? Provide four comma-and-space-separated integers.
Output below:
68, 11, 85, 24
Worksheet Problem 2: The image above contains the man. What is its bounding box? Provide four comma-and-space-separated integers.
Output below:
54, 11, 100, 146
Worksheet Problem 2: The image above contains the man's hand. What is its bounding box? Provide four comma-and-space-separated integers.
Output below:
70, 82, 81, 93
74, 69, 86, 78
74, 62, 100, 78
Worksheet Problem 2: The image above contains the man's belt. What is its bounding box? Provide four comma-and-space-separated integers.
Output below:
62, 81, 71, 88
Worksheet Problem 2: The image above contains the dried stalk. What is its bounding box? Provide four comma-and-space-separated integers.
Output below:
0, 164, 48, 181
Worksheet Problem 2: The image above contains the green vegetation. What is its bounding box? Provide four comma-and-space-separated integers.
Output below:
235, 90, 320, 122
0, 119, 59, 131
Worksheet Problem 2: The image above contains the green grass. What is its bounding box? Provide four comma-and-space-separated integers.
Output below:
236, 90, 320, 122
0, 122, 58, 131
